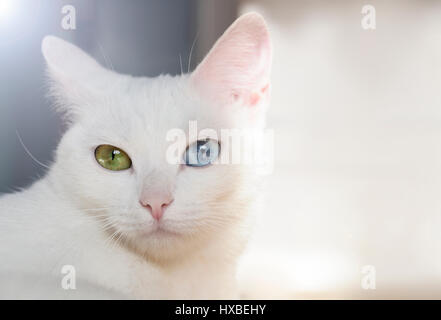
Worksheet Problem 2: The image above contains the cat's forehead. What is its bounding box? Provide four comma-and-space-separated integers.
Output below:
89, 74, 222, 144
123, 75, 196, 128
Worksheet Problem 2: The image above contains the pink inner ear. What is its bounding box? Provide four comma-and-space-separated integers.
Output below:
191, 13, 272, 107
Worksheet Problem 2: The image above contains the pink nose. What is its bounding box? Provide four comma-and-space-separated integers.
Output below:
139, 194, 174, 221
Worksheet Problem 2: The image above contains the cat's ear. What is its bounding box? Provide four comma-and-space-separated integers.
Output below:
41, 36, 113, 121
191, 12, 272, 108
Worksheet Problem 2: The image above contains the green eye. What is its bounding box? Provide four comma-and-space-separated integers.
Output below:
95, 145, 132, 171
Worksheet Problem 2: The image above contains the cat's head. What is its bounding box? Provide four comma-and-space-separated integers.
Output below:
43, 13, 272, 261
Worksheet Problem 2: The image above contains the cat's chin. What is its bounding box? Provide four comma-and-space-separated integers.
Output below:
125, 231, 197, 263
121, 222, 210, 262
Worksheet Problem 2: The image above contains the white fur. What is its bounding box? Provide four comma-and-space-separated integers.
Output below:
0, 13, 271, 299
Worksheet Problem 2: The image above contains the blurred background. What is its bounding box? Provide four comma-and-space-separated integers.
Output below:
2, 0, 441, 298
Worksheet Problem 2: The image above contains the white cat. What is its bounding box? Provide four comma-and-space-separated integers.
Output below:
0, 12, 272, 299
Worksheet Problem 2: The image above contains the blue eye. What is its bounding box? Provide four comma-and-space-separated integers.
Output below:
184, 139, 220, 167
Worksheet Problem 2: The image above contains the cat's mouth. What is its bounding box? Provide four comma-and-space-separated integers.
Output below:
135, 222, 181, 238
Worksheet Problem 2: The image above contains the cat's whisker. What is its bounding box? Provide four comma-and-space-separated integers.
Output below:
187, 32, 199, 73
179, 54, 184, 75
115, 232, 124, 246
78, 216, 123, 251
81, 207, 120, 212
106, 229, 124, 251
15, 130, 51, 170
78, 206, 131, 213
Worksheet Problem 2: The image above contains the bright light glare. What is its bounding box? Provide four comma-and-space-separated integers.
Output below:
0, 0, 14, 19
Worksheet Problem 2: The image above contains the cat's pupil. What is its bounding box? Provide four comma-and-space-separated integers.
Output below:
112, 150, 120, 160
199, 144, 210, 161
184, 139, 220, 167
